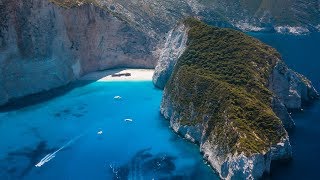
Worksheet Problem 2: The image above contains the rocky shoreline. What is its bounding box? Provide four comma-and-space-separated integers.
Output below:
154, 19, 319, 179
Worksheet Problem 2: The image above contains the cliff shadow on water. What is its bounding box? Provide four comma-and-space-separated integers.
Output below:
0, 66, 132, 112
0, 81, 93, 112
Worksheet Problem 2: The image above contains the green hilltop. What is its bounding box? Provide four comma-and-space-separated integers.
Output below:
166, 18, 286, 155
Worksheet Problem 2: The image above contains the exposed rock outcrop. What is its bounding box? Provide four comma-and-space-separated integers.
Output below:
271, 97, 295, 129
161, 87, 293, 179
269, 61, 319, 109
158, 19, 318, 179
153, 24, 189, 89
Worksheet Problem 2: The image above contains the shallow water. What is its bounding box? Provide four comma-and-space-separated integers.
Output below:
251, 32, 320, 179
0, 81, 218, 179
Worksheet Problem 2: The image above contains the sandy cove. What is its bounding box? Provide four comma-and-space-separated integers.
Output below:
80, 68, 154, 82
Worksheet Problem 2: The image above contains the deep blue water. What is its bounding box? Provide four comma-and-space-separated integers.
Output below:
251, 32, 320, 179
0, 81, 218, 179
0, 33, 319, 180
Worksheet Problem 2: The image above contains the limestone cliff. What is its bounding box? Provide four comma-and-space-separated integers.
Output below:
0, 0, 157, 105
270, 61, 319, 109
152, 23, 189, 89
158, 19, 318, 179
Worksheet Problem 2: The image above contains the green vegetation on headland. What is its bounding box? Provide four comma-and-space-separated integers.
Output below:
166, 18, 286, 155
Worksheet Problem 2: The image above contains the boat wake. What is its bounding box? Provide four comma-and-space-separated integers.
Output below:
35, 134, 84, 167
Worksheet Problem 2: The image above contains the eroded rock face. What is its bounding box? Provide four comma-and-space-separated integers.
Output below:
0, 0, 157, 105
158, 20, 318, 179
271, 97, 295, 129
201, 141, 272, 180
269, 61, 319, 109
153, 24, 189, 89
161, 86, 292, 180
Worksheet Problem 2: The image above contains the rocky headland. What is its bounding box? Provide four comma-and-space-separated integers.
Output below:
154, 18, 319, 179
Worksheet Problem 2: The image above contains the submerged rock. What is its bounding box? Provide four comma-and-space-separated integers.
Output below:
1, 141, 57, 178
109, 148, 177, 179
158, 18, 318, 179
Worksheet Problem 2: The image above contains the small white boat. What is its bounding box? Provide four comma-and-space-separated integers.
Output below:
114, 96, 122, 99
124, 118, 133, 122
97, 130, 103, 135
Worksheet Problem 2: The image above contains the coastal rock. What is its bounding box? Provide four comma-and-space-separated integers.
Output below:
153, 24, 189, 89
269, 61, 319, 109
271, 135, 292, 160
161, 91, 204, 144
271, 97, 295, 129
161, 89, 270, 179
158, 19, 317, 179
161, 85, 292, 180
201, 140, 272, 180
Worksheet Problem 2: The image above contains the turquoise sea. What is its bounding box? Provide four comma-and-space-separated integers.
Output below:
0, 33, 319, 179
0, 81, 218, 179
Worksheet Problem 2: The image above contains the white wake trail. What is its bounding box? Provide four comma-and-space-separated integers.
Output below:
35, 134, 84, 167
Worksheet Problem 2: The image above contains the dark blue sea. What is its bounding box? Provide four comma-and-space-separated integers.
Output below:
0, 33, 319, 179
250, 32, 320, 179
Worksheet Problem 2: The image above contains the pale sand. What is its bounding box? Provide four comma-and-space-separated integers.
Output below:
80, 68, 154, 82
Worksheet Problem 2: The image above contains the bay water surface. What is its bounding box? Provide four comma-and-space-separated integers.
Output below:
0, 81, 218, 179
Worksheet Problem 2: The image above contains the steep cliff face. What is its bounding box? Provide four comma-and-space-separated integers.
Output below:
270, 61, 319, 109
0, 0, 157, 105
159, 19, 318, 179
152, 23, 189, 89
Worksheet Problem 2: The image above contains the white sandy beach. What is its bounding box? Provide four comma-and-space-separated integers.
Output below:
80, 68, 154, 81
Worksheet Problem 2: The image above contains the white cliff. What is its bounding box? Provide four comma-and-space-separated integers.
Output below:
161, 86, 293, 180
152, 24, 189, 89
0, 0, 157, 105
269, 61, 319, 109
